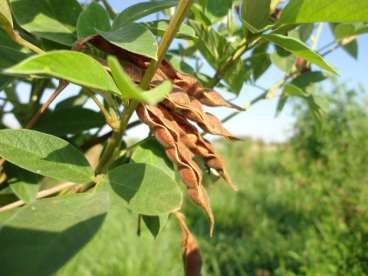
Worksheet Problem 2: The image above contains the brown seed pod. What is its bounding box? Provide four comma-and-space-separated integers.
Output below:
197, 113, 238, 140
160, 92, 237, 139
137, 104, 215, 234
170, 112, 238, 191
198, 90, 245, 111
77, 33, 239, 240
175, 212, 202, 276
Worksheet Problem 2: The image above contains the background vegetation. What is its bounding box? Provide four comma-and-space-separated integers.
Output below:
58, 82, 368, 275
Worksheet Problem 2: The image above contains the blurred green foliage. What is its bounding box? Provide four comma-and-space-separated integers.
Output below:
59, 83, 368, 275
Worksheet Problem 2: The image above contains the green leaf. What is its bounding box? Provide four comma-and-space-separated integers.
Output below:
4, 50, 120, 94
146, 20, 197, 40
98, 23, 158, 60
245, 54, 271, 81
131, 138, 176, 179
0, 192, 109, 276
55, 93, 88, 110
0, 46, 29, 69
331, 23, 368, 40
245, 44, 271, 81
205, 0, 233, 22
0, 129, 94, 183
108, 56, 172, 105
190, 21, 232, 68
0, 0, 13, 31
0, 42, 29, 89
280, 0, 368, 24
77, 2, 110, 38
224, 58, 248, 94
342, 39, 358, 59
331, 23, 355, 40
166, 55, 195, 74
276, 71, 326, 116
106, 163, 182, 216
0, 187, 18, 206
112, 0, 178, 29
241, 0, 271, 30
6, 163, 42, 203
279, 82, 323, 125
34, 107, 105, 136
263, 34, 337, 74
9, 0, 82, 46
270, 51, 296, 73
291, 71, 327, 88
0, 28, 29, 69
0, 27, 18, 48
142, 214, 168, 238
299, 24, 315, 41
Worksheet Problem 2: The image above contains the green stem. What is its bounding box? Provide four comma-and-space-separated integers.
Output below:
25, 81, 68, 128
311, 23, 324, 50
11, 32, 44, 54
140, 0, 194, 89
84, 89, 119, 130
94, 102, 135, 174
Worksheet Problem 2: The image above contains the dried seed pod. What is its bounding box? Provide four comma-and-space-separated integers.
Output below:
206, 156, 237, 191
137, 104, 215, 233
120, 59, 143, 83
198, 90, 245, 111
145, 105, 184, 139
198, 113, 238, 140
175, 212, 202, 276
154, 127, 176, 148
161, 93, 236, 139
171, 113, 238, 191
165, 143, 215, 234
173, 71, 244, 111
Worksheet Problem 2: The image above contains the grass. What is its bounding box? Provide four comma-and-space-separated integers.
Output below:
58, 135, 368, 275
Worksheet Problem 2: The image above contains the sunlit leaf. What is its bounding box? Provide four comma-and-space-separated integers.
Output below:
342, 39, 358, 59
98, 23, 158, 60
0, 0, 13, 31
241, 0, 271, 30
9, 0, 82, 46
106, 163, 182, 216
131, 138, 176, 179
0, 129, 94, 183
108, 56, 172, 105
146, 20, 197, 40
280, 0, 368, 23
6, 163, 41, 203
77, 2, 110, 38
263, 34, 337, 74
0, 192, 109, 275
112, 0, 178, 29
4, 50, 120, 94
331, 23, 368, 40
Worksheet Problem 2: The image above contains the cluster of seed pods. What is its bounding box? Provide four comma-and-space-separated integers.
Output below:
89, 36, 242, 235
135, 62, 242, 236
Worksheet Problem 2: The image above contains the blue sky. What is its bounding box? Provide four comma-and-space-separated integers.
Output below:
105, 0, 368, 142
